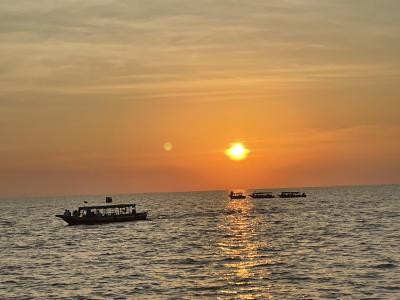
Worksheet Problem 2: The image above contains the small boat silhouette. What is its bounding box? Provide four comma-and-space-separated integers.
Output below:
278, 192, 307, 198
249, 191, 275, 199
229, 191, 246, 199
56, 201, 147, 225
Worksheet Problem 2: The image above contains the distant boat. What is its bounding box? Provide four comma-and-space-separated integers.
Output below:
229, 191, 246, 199
249, 191, 275, 199
278, 192, 307, 198
56, 203, 147, 225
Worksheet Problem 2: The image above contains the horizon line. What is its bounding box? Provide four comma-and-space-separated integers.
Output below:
1, 182, 399, 201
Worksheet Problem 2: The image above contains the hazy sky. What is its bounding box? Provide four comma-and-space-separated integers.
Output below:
1, 0, 399, 197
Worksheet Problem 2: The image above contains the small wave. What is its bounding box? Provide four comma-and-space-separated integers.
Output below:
170, 257, 210, 265
282, 275, 312, 282
156, 211, 220, 220
2, 279, 19, 284
371, 263, 397, 269
193, 284, 225, 291
333, 232, 350, 238
0, 219, 16, 226
157, 214, 169, 219
220, 256, 241, 262
253, 261, 287, 268
13, 244, 31, 250
223, 209, 238, 215
368, 274, 383, 281
381, 285, 400, 290
223, 209, 245, 215
50, 282, 68, 287
260, 247, 282, 253
99, 252, 114, 256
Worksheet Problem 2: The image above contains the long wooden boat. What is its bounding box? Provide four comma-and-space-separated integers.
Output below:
278, 192, 307, 198
56, 203, 147, 225
249, 192, 275, 199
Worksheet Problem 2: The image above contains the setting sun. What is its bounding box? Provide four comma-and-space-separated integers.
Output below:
225, 143, 250, 161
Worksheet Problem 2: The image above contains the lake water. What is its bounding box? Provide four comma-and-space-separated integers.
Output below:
1, 185, 400, 299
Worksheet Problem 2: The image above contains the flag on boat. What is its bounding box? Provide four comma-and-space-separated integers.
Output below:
83, 201, 88, 204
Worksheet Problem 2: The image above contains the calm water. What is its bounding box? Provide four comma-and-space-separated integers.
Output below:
1, 185, 400, 299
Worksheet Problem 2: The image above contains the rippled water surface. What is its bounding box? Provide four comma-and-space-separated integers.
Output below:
1, 185, 400, 299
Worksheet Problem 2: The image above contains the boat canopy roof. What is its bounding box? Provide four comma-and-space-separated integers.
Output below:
78, 203, 136, 210
281, 191, 301, 194
253, 191, 272, 194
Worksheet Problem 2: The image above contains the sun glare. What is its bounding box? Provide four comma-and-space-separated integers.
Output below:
225, 143, 249, 161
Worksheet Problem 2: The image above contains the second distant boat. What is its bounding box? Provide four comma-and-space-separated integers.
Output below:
249, 191, 275, 199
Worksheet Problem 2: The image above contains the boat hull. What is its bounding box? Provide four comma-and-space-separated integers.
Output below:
229, 196, 246, 199
278, 195, 307, 198
250, 195, 275, 199
56, 212, 147, 225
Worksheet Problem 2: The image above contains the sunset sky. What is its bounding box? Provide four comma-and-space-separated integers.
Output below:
1, 0, 399, 197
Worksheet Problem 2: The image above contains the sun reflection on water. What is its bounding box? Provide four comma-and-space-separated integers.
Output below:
216, 198, 272, 298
